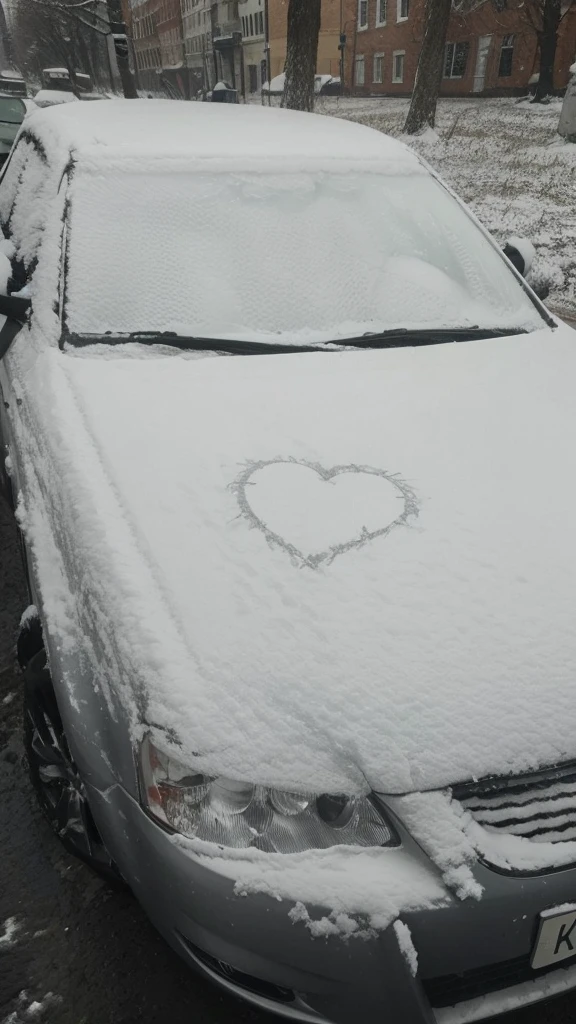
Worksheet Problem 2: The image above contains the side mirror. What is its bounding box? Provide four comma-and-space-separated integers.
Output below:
503, 237, 535, 278
0, 292, 30, 324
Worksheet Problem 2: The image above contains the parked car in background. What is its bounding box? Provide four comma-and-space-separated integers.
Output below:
0, 70, 27, 98
262, 72, 341, 96
34, 90, 79, 109
2, 100, 576, 1024
37, 68, 94, 103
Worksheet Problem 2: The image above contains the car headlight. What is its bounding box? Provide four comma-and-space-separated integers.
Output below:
139, 735, 399, 853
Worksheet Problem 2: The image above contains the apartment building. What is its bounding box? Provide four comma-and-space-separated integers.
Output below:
156, 0, 185, 69
348, 0, 576, 97
268, 0, 346, 80
182, 0, 214, 92
239, 0, 266, 93
130, 0, 162, 83
212, 0, 243, 89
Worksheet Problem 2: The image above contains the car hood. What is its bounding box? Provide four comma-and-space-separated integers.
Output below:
56, 327, 576, 795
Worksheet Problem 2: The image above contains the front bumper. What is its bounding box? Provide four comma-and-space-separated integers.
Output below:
87, 782, 576, 1024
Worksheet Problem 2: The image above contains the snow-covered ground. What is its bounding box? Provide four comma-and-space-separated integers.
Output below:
313, 96, 576, 318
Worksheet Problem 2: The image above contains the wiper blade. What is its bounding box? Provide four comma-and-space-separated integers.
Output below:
64, 326, 528, 355
333, 326, 528, 348
66, 331, 321, 355
131, 333, 323, 355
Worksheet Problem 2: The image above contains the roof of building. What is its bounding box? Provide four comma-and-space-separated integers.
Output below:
24, 98, 421, 173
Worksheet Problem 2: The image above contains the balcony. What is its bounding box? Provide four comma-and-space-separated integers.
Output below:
212, 21, 242, 48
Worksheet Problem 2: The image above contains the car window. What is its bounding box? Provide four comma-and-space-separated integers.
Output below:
0, 136, 48, 273
0, 98, 26, 124
0, 135, 30, 226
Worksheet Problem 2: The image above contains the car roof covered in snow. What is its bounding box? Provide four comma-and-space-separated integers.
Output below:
23, 98, 422, 173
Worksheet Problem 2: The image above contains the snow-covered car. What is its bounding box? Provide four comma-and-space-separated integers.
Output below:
262, 72, 340, 95
2, 100, 576, 1024
33, 89, 79, 109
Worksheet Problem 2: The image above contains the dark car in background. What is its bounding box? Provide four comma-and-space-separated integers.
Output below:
0, 70, 27, 98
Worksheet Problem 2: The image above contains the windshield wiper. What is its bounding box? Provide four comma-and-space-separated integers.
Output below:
84, 331, 322, 355
65, 326, 528, 355
332, 326, 528, 348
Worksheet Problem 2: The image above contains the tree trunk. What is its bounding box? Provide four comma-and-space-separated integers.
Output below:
403, 0, 452, 135
532, 0, 561, 102
106, 0, 138, 98
282, 0, 321, 112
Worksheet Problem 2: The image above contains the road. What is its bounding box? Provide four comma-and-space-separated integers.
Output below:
2, 492, 576, 1024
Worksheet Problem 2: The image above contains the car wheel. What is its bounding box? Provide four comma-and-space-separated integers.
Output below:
20, 617, 123, 886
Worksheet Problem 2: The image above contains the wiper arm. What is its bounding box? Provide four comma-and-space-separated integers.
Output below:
332, 326, 528, 348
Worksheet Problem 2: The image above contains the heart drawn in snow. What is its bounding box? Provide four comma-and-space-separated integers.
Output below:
232, 458, 419, 569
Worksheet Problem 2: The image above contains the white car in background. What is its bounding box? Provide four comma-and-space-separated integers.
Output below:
33, 89, 79, 109
1, 101, 576, 1024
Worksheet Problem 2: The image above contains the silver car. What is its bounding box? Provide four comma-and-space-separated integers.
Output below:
2, 100, 576, 1024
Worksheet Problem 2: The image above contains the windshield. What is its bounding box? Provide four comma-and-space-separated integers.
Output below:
65, 169, 545, 345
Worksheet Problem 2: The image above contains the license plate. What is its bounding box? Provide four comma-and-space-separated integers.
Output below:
532, 905, 576, 970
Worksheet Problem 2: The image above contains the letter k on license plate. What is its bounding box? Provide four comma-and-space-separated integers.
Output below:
532, 905, 576, 970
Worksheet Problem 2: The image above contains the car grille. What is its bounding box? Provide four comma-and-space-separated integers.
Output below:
423, 953, 575, 1008
454, 762, 576, 844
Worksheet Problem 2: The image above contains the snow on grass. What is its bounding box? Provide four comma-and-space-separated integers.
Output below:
320, 96, 576, 316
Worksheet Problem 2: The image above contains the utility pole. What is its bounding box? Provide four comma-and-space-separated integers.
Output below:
263, 0, 271, 104
105, 0, 138, 98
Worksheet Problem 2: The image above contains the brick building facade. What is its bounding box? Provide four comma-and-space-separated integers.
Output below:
129, 0, 162, 85
347, 0, 576, 97
268, 0, 345, 79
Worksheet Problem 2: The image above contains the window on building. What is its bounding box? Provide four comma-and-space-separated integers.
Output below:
258, 11, 264, 33
355, 54, 365, 84
373, 52, 384, 83
358, 0, 368, 28
261, 58, 267, 85
376, 0, 387, 24
397, 0, 408, 19
392, 49, 404, 82
499, 34, 514, 77
242, 16, 246, 34
249, 13, 254, 34
249, 64, 258, 91
444, 41, 469, 78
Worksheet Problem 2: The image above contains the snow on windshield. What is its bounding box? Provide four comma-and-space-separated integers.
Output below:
64, 169, 543, 344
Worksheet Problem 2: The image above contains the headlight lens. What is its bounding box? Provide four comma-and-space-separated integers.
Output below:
139, 735, 398, 853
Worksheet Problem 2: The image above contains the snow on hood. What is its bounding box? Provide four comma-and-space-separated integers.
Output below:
31, 325, 576, 796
